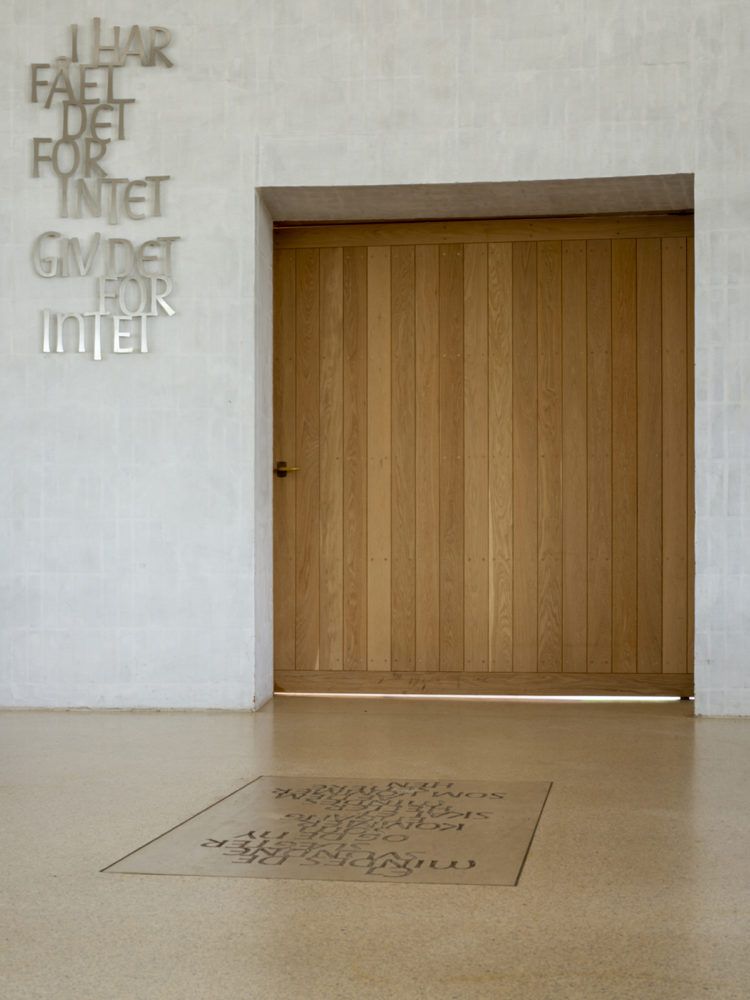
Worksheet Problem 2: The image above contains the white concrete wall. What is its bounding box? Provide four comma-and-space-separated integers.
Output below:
2, 2, 260, 708
1, 0, 748, 714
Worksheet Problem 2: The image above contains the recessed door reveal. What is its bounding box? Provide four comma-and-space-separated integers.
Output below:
103, 776, 552, 886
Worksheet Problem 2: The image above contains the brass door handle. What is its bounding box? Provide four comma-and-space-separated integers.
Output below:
274, 461, 300, 478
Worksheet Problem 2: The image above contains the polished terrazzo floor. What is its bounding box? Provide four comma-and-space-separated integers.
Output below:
2, 696, 749, 999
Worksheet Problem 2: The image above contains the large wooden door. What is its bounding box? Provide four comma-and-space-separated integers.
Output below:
273, 215, 694, 696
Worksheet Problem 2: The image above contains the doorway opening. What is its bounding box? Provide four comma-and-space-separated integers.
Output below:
256, 175, 695, 705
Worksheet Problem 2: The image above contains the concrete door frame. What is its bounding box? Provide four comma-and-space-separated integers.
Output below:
253, 174, 696, 710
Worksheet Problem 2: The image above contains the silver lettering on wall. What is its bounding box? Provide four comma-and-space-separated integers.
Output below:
30, 19, 180, 360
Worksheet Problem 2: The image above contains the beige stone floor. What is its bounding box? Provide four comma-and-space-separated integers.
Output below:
2, 696, 749, 1000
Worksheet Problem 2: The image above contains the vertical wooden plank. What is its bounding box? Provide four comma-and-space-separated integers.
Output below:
586, 240, 613, 673
439, 244, 465, 669
391, 245, 416, 671
415, 245, 441, 670
295, 248, 320, 671
637, 238, 663, 672
319, 247, 344, 670
512, 241, 538, 672
537, 241, 563, 671
687, 237, 695, 676
367, 246, 392, 670
463, 243, 490, 670
488, 243, 513, 670
273, 249, 296, 671
662, 237, 689, 672
343, 246, 368, 670
561, 242, 587, 671
611, 239, 638, 672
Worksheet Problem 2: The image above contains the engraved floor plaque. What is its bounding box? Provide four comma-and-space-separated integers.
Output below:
103, 777, 552, 886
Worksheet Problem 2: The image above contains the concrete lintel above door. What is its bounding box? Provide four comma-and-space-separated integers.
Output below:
258, 173, 694, 225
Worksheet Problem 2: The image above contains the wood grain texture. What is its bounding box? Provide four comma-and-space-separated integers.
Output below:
273, 217, 694, 694
561, 241, 587, 672
611, 239, 638, 673
391, 245, 416, 671
488, 243, 514, 671
439, 244, 465, 669
275, 215, 693, 250
586, 240, 613, 673
512, 242, 538, 672
319, 247, 344, 669
367, 246, 392, 670
342, 246, 368, 669
537, 241, 563, 672
463, 243, 490, 670
273, 249, 296, 670
637, 238, 663, 672
661, 237, 689, 673
415, 245, 441, 670
276, 671, 694, 697
295, 248, 320, 670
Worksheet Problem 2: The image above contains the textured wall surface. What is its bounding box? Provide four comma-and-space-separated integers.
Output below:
1, 0, 748, 714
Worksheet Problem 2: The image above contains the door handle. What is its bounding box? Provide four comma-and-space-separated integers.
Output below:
274, 460, 300, 478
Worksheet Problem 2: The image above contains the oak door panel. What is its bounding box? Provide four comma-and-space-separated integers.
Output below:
273, 249, 296, 672
342, 248, 368, 670
366, 247, 392, 671
294, 248, 320, 672
414, 246, 441, 670
273, 217, 694, 696
464, 243, 490, 671
561, 241, 588, 673
512, 242, 538, 673
637, 239, 663, 673
611, 239, 638, 673
661, 237, 689, 673
487, 243, 514, 672
391, 246, 417, 672
586, 240, 613, 673
439, 245, 465, 669
319, 248, 344, 670
537, 241, 563, 672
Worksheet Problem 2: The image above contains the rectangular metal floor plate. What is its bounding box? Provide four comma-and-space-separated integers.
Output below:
103, 776, 552, 886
